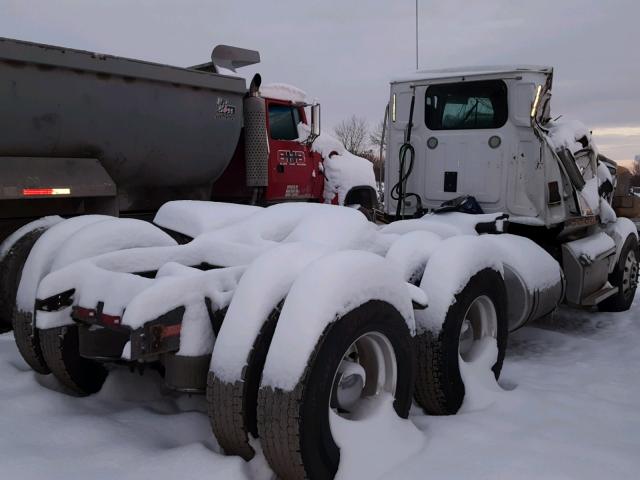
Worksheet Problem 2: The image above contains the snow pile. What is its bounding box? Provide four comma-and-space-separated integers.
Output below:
597, 162, 617, 224
545, 118, 592, 154
259, 83, 307, 103
382, 212, 504, 238
261, 251, 414, 391
0, 216, 62, 261
330, 394, 425, 479
417, 236, 504, 333
51, 218, 176, 271
297, 122, 376, 204
4, 300, 640, 479
385, 230, 443, 283
578, 176, 601, 215
122, 266, 245, 337
154, 201, 262, 238
36, 259, 153, 329
37, 204, 375, 331
458, 338, 505, 412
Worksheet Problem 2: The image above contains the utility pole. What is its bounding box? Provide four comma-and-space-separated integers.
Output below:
415, 0, 419, 70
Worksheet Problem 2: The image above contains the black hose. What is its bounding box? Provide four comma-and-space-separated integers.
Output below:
390, 91, 422, 219
391, 142, 415, 218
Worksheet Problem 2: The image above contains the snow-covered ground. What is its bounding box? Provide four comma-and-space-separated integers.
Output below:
1, 301, 639, 479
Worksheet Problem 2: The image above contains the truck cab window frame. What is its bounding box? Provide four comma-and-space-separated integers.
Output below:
268, 104, 301, 141
425, 80, 508, 130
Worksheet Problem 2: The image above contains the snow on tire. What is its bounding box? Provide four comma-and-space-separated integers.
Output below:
0, 219, 60, 333
40, 326, 108, 396
257, 300, 415, 480
2, 228, 51, 372
414, 268, 508, 415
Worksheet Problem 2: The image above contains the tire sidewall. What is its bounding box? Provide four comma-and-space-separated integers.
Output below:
298, 300, 415, 480
615, 235, 638, 303
438, 268, 508, 413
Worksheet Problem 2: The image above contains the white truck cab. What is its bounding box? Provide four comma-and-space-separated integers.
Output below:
384, 65, 592, 226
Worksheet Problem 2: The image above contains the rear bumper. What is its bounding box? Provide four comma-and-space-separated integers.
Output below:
41, 302, 212, 393
72, 304, 185, 362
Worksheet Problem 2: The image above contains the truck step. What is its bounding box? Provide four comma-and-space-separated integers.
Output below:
581, 284, 618, 306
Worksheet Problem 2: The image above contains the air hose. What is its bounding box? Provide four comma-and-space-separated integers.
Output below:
390, 90, 423, 219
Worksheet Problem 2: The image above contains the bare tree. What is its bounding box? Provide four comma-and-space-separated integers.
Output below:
369, 120, 386, 155
333, 115, 369, 155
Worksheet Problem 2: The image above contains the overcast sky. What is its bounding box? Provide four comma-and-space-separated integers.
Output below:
2, 0, 638, 164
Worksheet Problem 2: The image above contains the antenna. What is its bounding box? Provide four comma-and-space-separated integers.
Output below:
415, 0, 419, 70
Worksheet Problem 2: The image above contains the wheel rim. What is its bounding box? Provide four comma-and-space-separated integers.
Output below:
330, 331, 397, 417
622, 249, 638, 296
458, 295, 498, 363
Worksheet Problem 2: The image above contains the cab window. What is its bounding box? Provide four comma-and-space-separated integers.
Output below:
268, 104, 301, 140
425, 80, 508, 130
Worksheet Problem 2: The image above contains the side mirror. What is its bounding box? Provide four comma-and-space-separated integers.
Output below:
310, 103, 321, 140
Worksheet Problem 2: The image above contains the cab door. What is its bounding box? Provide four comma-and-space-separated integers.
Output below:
421, 80, 509, 207
264, 100, 321, 201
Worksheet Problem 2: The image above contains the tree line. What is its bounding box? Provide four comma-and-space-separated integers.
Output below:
333, 115, 385, 181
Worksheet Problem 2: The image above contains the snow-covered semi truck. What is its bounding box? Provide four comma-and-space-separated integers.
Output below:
3, 56, 638, 480
0, 37, 377, 332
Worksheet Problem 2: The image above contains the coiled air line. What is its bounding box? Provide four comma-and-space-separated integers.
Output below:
390, 88, 423, 219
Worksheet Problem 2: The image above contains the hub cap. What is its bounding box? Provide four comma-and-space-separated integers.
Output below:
330, 332, 397, 417
458, 295, 498, 363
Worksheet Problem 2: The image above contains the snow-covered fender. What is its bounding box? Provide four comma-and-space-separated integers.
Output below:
385, 230, 443, 284
211, 242, 334, 382
16, 215, 112, 317
153, 200, 263, 239
50, 218, 177, 271
604, 217, 639, 270
416, 235, 504, 334
261, 250, 415, 392
33, 218, 178, 329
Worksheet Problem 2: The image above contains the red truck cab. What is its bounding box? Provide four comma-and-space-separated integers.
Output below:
212, 89, 325, 205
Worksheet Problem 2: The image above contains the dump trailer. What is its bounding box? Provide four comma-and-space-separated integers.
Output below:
3, 60, 639, 480
0, 37, 377, 331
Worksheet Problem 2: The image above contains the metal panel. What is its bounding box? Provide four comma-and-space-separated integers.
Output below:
0, 49, 243, 195
244, 96, 269, 187
0, 157, 115, 200
0, 37, 246, 93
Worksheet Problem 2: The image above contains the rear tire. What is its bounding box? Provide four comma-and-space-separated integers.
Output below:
13, 310, 50, 374
0, 227, 47, 332
207, 302, 282, 460
40, 326, 108, 396
598, 235, 638, 312
414, 268, 508, 415
257, 300, 415, 480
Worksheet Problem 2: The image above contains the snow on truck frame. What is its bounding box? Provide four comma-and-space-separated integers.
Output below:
0, 60, 638, 480
0, 37, 378, 332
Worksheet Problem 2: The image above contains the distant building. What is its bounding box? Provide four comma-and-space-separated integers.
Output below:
636, 154, 640, 165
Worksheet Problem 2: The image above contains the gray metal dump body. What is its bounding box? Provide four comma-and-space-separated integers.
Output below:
0, 38, 246, 195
